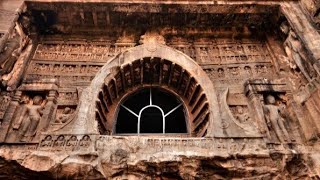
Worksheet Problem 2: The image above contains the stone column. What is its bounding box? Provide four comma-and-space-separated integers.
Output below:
246, 87, 271, 142
304, 93, 320, 137
0, 90, 22, 142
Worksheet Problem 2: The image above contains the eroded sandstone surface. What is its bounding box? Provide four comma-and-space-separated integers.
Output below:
0, 0, 320, 179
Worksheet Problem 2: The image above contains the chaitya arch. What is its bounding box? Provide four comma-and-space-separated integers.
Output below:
115, 87, 188, 135
60, 42, 222, 137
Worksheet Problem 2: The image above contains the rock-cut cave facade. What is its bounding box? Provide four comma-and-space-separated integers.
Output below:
0, 0, 320, 179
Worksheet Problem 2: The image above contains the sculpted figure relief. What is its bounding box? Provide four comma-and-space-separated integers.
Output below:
234, 106, 250, 123
55, 107, 73, 123
12, 95, 46, 142
79, 135, 91, 148
0, 92, 11, 120
53, 135, 65, 148
40, 135, 53, 148
244, 66, 252, 76
66, 136, 78, 150
263, 95, 291, 143
218, 68, 225, 78
0, 23, 30, 88
282, 23, 315, 82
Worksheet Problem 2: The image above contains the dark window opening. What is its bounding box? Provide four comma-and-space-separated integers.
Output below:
115, 87, 188, 134
140, 107, 163, 133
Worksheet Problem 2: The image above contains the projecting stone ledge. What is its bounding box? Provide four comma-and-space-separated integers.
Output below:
0, 136, 316, 179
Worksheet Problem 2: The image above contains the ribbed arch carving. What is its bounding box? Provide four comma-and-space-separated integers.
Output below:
63, 43, 221, 137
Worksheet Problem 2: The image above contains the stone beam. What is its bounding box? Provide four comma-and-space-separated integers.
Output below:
25, 1, 280, 14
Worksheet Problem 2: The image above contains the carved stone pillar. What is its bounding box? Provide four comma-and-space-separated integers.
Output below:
246, 87, 271, 141
299, 100, 319, 140
304, 91, 320, 137
293, 78, 320, 141
33, 90, 58, 142
0, 90, 22, 142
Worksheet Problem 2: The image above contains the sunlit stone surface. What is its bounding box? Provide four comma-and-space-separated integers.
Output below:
0, 0, 320, 179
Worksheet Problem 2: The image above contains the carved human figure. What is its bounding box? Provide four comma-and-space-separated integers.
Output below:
205, 69, 214, 79
199, 47, 209, 62
247, 45, 256, 53
0, 92, 11, 114
40, 135, 53, 148
55, 107, 73, 123
216, 138, 226, 150
79, 135, 91, 148
284, 29, 314, 82
66, 136, 78, 150
235, 106, 250, 123
12, 95, 46, 142
263, 95, 291, 143
223, 46, 234, 55
0, 32, 20, 76
230, 67, 239, 76
256, 65, 266, 74
0, 92, 11, 121
53, 135, 65, 148
217, 68, 225, 78
261, 66, 267, 74
244, 66, 252, 76
96, 136, 105, 151
0, 24, 29, 83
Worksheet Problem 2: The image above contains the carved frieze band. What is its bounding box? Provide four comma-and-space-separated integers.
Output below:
169, 40, 272, 65
33, 43, 135, 62
203, 63, 274, 80
32, 38, 271, 64
27, 61, 103, 75
38, 134, 267, 154
27, 39, 273, 85
25, 61, 104, 83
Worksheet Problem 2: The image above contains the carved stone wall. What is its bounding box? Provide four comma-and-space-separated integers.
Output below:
0, 0, 320, 179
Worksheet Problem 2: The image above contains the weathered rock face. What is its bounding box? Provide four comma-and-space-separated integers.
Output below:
0, 0, 320, 179
0, 136, 316, 179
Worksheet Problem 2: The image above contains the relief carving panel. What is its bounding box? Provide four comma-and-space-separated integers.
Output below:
0, 91, 11, 120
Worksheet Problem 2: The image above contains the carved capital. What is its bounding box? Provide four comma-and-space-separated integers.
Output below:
47, 90, 58, 103
139, 31, 165, 45
12, 90, 22, 101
